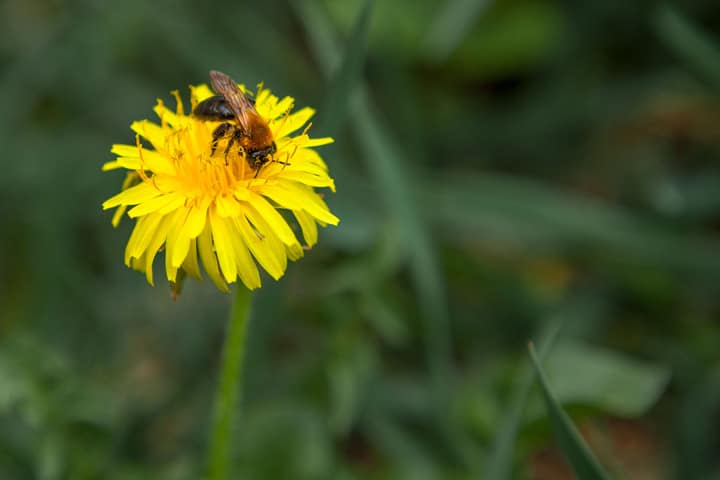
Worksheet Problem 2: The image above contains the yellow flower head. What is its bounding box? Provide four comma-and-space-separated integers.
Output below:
102, 78, 339, 293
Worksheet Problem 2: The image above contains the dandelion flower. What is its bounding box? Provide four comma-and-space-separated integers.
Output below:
102, 76, 339, 293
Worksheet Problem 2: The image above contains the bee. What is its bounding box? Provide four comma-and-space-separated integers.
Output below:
193, 70, 281, 173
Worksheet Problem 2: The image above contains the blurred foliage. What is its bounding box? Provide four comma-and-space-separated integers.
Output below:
2, 0, 720, 478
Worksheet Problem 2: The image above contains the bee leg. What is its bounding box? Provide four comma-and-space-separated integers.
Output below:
223, 133, 237, 164
251, 155, 266, 178
272, 143, 292, 169
211, 123, 233, 156
232, 129, 245, 159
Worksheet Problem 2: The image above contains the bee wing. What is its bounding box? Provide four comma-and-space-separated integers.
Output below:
209, 70, 257, 132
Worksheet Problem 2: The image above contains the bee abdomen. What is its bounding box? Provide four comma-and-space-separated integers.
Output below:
193, 94, 257, 121
193, 95, 235, 121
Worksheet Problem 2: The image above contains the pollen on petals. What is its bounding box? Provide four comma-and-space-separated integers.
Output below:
102, 80, 338, 293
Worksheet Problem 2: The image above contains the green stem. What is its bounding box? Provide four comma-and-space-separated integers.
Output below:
207, 286, 252, 480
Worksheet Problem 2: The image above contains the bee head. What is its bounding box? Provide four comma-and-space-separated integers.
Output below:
247, 142, 277, 170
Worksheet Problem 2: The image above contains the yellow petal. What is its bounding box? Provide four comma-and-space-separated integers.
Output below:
172, 199, 209, 268
182, 238, 202, 279
279, 170, 336, 192
293, 209, 318, 247
247, 193, 300, 247
109, 144, 175, 175
127, 192, 185, 218
131, 120, 166, 151
197, 224, 229, 293
135, 149, 176, 175
255, 90, 275, 115
152, 175, 185, 193
234, 211, 286, 280
121, 171, 141, 190
165, 208, 191, 282
260, 181, 339, 225
227, 216, 262, 289
111, 144, 141, 157
154, 101, 188, 129
191, 84, 214, 103
305, 136, 334, 147
103, 182, 161, 209
113, 157, 142, 170
216, 194, 242, 217
272, 107, 314, 139
102, 161, 125, 171
286, 150, 329, 174
127, 212, 164, 259
267, 96, 294, 120
111, 205, 127, 227
286, 243, 304, 261
129, 254, 145, 273
209, 209, 238, 283
144, 212, 175, 286
124, 217, 144, 266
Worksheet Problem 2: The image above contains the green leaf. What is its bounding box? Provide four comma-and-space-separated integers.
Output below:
529, 343, 611, 480
543, 341, 670, 417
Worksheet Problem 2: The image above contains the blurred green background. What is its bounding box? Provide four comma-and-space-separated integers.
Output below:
2, 0, 720, 478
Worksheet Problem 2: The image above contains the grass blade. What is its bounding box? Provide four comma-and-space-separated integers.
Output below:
483, 317, 563, 479
293, 0, 459, 461
316, 0, 374, 137
528, 343, 611, 480
655, 5, 720, 89
423, 0, 494, 62
351, 93, 453, 414
674, 367, 720, 479
423, 172, 720, 278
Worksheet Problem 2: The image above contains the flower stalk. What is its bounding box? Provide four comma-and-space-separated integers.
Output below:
207, 286, 252, 480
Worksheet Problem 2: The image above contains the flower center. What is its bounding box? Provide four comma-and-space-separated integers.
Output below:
168, 121, 259, 198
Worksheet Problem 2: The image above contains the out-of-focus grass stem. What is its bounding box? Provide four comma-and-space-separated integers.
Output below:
292, 0, 458, 458
351, 91, 454, 423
